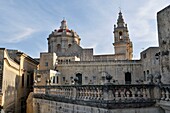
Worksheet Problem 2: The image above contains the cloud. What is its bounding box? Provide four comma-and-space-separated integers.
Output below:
0, 0, 169, 58
124, 0, 169, 59
1, 27, 36, 43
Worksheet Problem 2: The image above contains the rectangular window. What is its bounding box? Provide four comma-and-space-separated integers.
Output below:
93, 76, 96, 80
62, 77, 65, 82
57, 76, 59, 84
45, 62, 48, 66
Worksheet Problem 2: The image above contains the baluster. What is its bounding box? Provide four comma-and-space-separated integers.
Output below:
165, 89, 170, 101
96, 87, 99, 100
137, 88, 141, 99
90, 87, 93, 99
126, 90, 130, 100
131, 88, 136, 100
84, 87, 86, 99
79, 87, 81, 99
92, 87, 95, 100
93, 87, 96, 100
142, 88, 147, 99
100, 87, 103, 100
120, 88, 125, 101
161, 89, 165, 100
108, 88, 114, 100
79, 88, 82, 99
69, 87, 72, 99
81, 87, 84, 99
86, 87, 89, 100
115, 90, 119, 101
84, 87, 87, 100
86, 87, 89, 99
146, 88, 150, 99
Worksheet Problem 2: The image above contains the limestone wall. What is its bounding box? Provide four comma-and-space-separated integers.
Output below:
57, 60, 142, 85
39, 52, 57, 70
157, 5, 170, 84
33, 98, 164, 113
1, 49, 19, 112
140, 47, 160, 81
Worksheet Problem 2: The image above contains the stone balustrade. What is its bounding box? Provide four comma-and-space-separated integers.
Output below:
33, 84, 157, 108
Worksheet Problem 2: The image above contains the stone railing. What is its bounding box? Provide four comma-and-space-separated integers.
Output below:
34, 84, 156, 109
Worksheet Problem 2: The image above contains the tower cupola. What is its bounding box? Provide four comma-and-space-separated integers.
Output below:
117, 11, 125, 27
60, 19, 68, 30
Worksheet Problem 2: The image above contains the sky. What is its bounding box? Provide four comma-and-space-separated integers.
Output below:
0, 0, 169, 59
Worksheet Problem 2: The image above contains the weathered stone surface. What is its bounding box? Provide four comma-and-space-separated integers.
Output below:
157, 5, 170, 84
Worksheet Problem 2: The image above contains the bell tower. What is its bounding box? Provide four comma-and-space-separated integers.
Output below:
113, 11, 133, 60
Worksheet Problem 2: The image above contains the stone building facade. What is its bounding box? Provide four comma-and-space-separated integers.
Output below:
31, 5, 170, 113
0, 48, 39, 113
140, 47, 160, 82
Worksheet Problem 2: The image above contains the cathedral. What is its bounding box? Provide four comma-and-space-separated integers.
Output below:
37, 11, 138, 87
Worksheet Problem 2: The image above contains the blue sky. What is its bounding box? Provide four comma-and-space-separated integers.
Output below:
0, 0, 169, 59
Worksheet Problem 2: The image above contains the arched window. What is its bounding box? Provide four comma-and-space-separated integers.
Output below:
119, 31, 123, 39
57, 44, 61, 52
68, 44, 72, 48
56, 76, 59, 84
